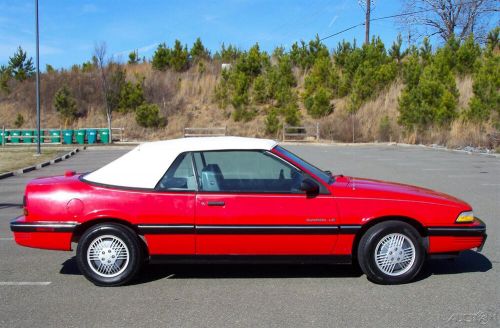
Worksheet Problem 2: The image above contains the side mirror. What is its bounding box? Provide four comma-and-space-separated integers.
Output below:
300, 178, 319, 196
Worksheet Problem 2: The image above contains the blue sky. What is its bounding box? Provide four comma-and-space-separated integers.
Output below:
0, 0, 475, 69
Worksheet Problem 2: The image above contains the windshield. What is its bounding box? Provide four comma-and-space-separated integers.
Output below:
274, 146, 333, 184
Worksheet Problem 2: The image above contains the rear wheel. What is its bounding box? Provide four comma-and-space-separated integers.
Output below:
76, 223, 143, 286
357, 221, 425, 284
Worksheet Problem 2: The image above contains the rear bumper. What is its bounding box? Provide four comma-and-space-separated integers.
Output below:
427, 217, 487, 253
10, 216, 77, 251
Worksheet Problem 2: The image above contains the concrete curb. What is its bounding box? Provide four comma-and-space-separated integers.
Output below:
0, 147, 86, 180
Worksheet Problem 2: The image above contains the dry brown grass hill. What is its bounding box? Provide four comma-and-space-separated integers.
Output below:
0, 61, 494, 148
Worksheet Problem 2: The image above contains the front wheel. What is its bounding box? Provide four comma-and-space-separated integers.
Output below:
76, 223, 143, 286
357, 221, 425, 284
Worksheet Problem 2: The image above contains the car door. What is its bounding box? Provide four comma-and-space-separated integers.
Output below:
135, 152, 197, 255
193, 150, 339, 255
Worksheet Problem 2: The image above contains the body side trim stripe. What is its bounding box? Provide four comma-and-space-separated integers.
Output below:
137, 224, 362, 235
195, 225, 340, 235
10, 221, 79, 233
427, 226, 486, 237
137, 224, 195, 234
12, 220, 487, 238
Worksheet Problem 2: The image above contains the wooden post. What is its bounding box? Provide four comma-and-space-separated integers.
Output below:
316, 122, 320, 141
352, 113, 355, 143
2, 126, 5, 146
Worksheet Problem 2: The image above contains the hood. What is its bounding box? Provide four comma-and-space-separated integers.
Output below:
342, 176, 470, 208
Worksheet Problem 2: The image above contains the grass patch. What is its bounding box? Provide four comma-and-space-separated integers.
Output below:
0, 147, 73, 174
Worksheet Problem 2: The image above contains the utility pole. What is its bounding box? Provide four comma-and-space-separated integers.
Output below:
35, 0, 41, 155
359, 0, 374, 45
364, 0, 370, 45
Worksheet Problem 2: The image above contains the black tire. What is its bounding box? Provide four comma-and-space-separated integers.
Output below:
76, 223, 143, 287
357, 221, 425, 284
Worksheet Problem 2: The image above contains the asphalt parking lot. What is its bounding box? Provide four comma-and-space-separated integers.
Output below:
0, 143, 498, 327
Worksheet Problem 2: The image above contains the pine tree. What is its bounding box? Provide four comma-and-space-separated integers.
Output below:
135, 103, 164, 127
0, 65, 11, 94
45, 64, 55, 73
152, 43, 171, 71
118, 78, 145, 112
190, 38, 210, 62
389, 34, 405, 64
218, 43, 241, 62
53, 86, 78, 121
265, 108, 280, 135
466, 52, 500, 122
128, 50, 139, 65
8, 47, 34, 81
419, 37, 432, 64
170, 40, 189, 71
14, 113, 24, 127
456, 35, 481, 75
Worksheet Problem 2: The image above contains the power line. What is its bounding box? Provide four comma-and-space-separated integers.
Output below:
320, 8, 429, 42
320, 23, 366, 41
319, 0, 484, 42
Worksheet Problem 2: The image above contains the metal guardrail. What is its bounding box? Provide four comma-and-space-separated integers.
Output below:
184, 127, 227, 137
282, 123, 319, 142
110, 127, 125, 142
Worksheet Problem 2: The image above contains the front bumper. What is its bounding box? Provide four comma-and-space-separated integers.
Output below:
477, 233, 487, 252
426, 217, 487, 253
10, 216, 78, 251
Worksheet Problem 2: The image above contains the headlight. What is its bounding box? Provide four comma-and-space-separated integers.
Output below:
456, 211, 474, 223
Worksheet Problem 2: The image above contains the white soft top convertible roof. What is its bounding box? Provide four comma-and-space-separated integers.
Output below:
84, 136, 278, 189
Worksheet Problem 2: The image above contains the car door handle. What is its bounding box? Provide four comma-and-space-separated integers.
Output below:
207, 201, 225, 206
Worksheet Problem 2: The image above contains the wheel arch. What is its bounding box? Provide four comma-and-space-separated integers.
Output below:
72, 218, 149, 257
352, 216, 428, 260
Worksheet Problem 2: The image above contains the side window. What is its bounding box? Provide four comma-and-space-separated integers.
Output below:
156, 153, 197, 191
194, 150, 303, 193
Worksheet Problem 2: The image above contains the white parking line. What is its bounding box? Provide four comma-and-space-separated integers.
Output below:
422, 168, 448, 171
447, 175, 478, 178
481, 183, 500, 186
0, 238, 13, 241
0, 282, 51, 286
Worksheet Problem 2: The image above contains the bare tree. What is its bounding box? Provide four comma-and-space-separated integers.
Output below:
399, 0, 499, 43
93, 42, 113, 142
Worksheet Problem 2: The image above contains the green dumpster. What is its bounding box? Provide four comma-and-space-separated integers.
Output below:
0, 130, 8, 144
50, 129, 61, 143
22, 130, 34, 143
62, 130, 74, 144
33, 129, 42, 143
87, 129, 97, 144
76, 129, 86, 144
10, 130, 21, 143
99, 128, 110, 144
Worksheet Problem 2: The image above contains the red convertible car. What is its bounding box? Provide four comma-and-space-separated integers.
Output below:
11, 137, 486, 286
